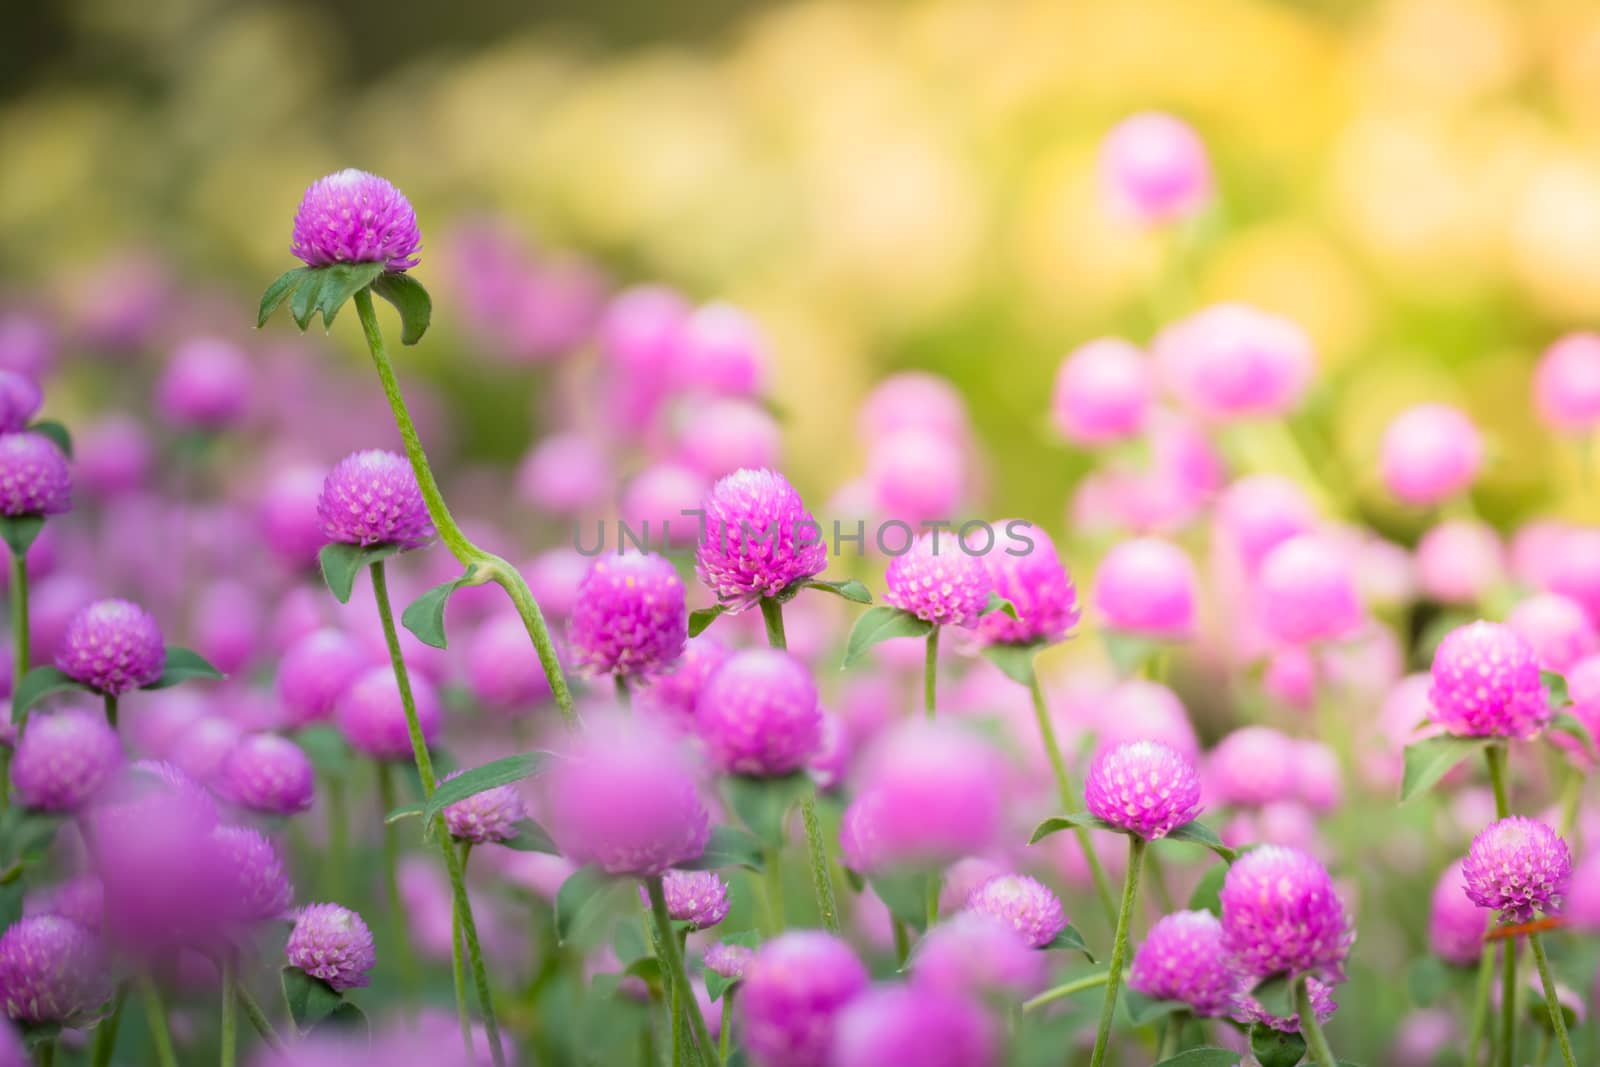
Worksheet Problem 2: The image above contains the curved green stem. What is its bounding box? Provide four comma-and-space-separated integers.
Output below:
1021, 969, 1110, 1012
1088, 836, 1145, 1067
234, 983, 284, 1052
1028, 669, 1117, 924
352, 288, 573, 723
220, 956, 237, 1067
137, 976, 179, 1067
648, 877, 717, 1067
1529, 932, 1578, 1067
1297, 974, 1338, 1067
924, 627, 940, 719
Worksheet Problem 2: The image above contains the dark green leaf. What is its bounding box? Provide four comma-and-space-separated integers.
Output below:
1249, 975, 1295, 1019
622, 956, 662, 988
981, 592, 1019, 619
402, 576, 470, 649
1543, 669, 1571, 709
723, 773, 814, 849
1123, 989, 1186, 1026
1042, 923, 1095, 962
296, 726, 352, 776
314, 262, 386, 330
423, 753, 550, 823
867, 869, 933, 933
1162, 821, 1236, 863
258, 267, 309, 327
1028, 812, 1114, 845
27, 421, 71, 459
371, 273, 432, 345
317, 542, 403, 604
688, 605, 728, 638
676, 825, 765, 872
0, 515, 44, 558
290, 269, 328, 331
980, 641, 1043, 685
1401, 736, 1490, 803
1152, 1050, 1245, 1067
555, 866, 616, 945
802, 578, 873, 605
317, 1001, 369, 1039
1550, 712, 1598, 762
281, 965, 343, 1034
11, 667, 90, 722
841, 606, 932, 669
497, 818, 560, 855
145, 646, 225, 690
1187, 863, 1228, 917
1250, 1026, 1308, 1067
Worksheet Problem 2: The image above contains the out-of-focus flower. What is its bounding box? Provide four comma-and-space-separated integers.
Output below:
515, 433, 611, 516
10, 707, 121, 813
1214, 474, 1317, 574
979, 525, 1079, 645
1428, 621, 1548, 740
1093, 680, 1200, 763
287, 903, 376, 992
336, 666, 441, 761
644, 870, 730, 930
695, 468, 826, 610
1208, 726, 1298, 808
1052, 338, 1153, 445
0, 916, 108, 1025
695, 649, 821, 776
1220, 845, 1352, 981
440, 768, 525, 844
156, 337, 253, 431
278, 629, 367, 727
739, 931, 868, 1067
1379, 404, 1482, 506
638, 635, 730, 734
1462, 817, 1570, 922
464, 613, 554, 714
1428, 859, 1486, 965
0, 433, 70, 518
909, 912, 1046, 999
857, 373, 969, 445
218, 734, 315, 815
1092, 537, 1198, 639
865, 429, 966, 527
1507, 592, 1597, 673
568, 553, 687, 680
318, 450, 433, 550
1129, 910, 1241, 1017
76, 415, 152, 497
1415, 519, 1504, 605
620, 462, 711, 550
831, 985, 995, 1067
1534, 333, 1600, 432
676, 398, 782, 480
964, 874, 1066, 949
259, 465, 328, 568
0, 373, 40, 434
1085, 740, 1202, 839
674, 302, 769, 397
1255, 535, 1363, 645
214, 825, 294, 922
1099, 112, 1213, 225
291, 170, 421, 272
56, 598, 164, 695
1555, 654, 1600, 770
1155, 303, 1314, 421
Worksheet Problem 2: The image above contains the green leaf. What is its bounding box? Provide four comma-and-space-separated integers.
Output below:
1543, 669, 1571, 709
613, 921, 649, 965
423, 753, 549, 823
385, 802, 425, 826
868, 869, 933, 933
402, 577, 470, 649
314, 262, 386, 330
1250, 1026, 1308, 1067
27, 421, 72, 459
317, 1001, 369, 1038
555, 865, 616, 945
0, 515, 45, 558
258, 267, 309, 327
981, 591, 1019, 619
296, 726, 352, 776
1028, 812, 1114, 845
1249, 975, 1295, 1019
371, 273, 432, 345
677, 825, 765, 872
1187, 863, 1228, 917
841, 606, 933, 669
145, 646, 225, 690
1123, 989, 1186, 1026
497, 817, 560, 854
1162, 820, 1236, 863
723, 773, 814, 849
980, 641, 1043, 685
1401, 736, 1490, 803
688, 605, 728, 638
317, 542, 402, 604
11, 667, 90, 722
281, 965, 343, 1034
705, 970, 739, 1003
290, 269, 328, 331
802, 578, 873, 605
1043, 923, 1095, 962
1152, 1050, 1246, 1067
1550, 712, 1598, 761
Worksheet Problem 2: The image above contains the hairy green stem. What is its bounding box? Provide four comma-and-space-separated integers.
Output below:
1297, 974, 1338, 1067
375, 760, 420, 1000
1529, 932, 1577, 1067
648, 877, 716, 1067
451, 843, 474, 1058
1484, 744, 1511, 820
758, 597, 787, 650
1466, 943, 1493, 1066
1021, 970, 1110, 1012
235, 982, 285, 1052
1088, 837, 1145, 1067
718, 997, 732, 1064
1483, 744, 1514, 1067
90, 985, 126, 1067
1027, 669, 1117, 924
137, 977, 179, 1067
4, 547, 28, 806
924, 627, 939, 719
220, 957, 237, 1067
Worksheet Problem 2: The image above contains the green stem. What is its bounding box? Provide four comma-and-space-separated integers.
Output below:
1557, 766, 1583, 842
1484, 744, 1511, 820
220, 956, 237, 1067
1088, 836, 1146, 1067
7, 547, 27, 802
235, 983, 285, 1052
1466, 944, 1493, 1066
31, 1040, 52, 1067
1027, 668, 1117, 925
925, 871, 940, 930
1500, 940, 1517, 1067
371, 560, 438, 793
137, 977, 179, 1067
103, 693, 118, 729
440, 829, 505, 1067
1021, 970, 1110, 1012
352, 287, 573, 723
647, 877, 716, 1067
670, 937, 685, 1067
924, 627, 940, 719
1529, 932, 1577, 1067
1297, 973, 1338, 1067
758, 597, 787, 649
890, 918, 910, 966
1159, 1010, 1189, 1058
718, 997, 732, 1065
762, 848, 785, 935
90, 985, 126, 1067
375, 760, 420, 1000
450, 843, 474, 1059
616, 673, 631, 709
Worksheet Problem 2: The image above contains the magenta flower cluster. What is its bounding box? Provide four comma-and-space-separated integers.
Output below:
318, 449, 434, 550
1084, 740, 1203, 840
694, 468, 827, 610
291, 169, 422, 273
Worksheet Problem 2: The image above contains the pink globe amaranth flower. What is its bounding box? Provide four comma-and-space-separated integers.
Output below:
192, 579, 263, 677
0, 312, 54, 378
857, 372, 970, 445
1220, 845, 1352, 981
568, 553, 688, 680
1154, 303, 1314, 421
1428, 621, 1549, 740
336, 666, 442, 761
214, 824, 294, 923
865, 429, 967, 527
1546, 526, 1600, 624
515, 432, 611, 515
0, 916, 109, 1025
675, 398, 782, 480
1085, 740, 1203, 840
1092, 537, 1198, 639
1565, 851, 1600, 932
1462, 816, 1571, 923
544, 717, 709, 877
673, 301, 769, 397
1208, 726, 1298, 808
883, 532, 992, 628
832, 985, 996, 1067
978, 525, 1080, 646
156, 337, 253, 431
24, 876, 104, 935
643, 870, 730, 930
10, 707, 121, 813
259, 465, 328, 568
291, 169, 421, 272
220, 734, 315, 815
1555, 654, 1600, 771
440, 768, 525, 844
76, 415, 151, 497
601, 284, 688, 375
1535, 332, 1600, 431
1214, 474, 1317, 574
638, 635, 731, 734
277, 629, 367, 727
1379, 404, 1483, 506
55, 598, 164, 695
694, 468, 826, 610
0, 432, 70, 518
318, 449, 433, 550
1508, 592, 1598, 673
1263, 647, 1317, 711
1392, 1009, 1458, 1067
1094, 680, 1201, 763
0, 373, 40, 435
1129, 910, 1243, 1017
1429, 859, 1487, 965
1051, 337, 1153, 445
808, 711, 850, 792
465, 613, 554, 714
704, 941, 754, 980
695, 649, 821, 776
1233, 975, 1337, 1033
1292, 740, 1342, 813
287, 903, 377, 992
909, 912, 1047, 999
1255, 535, 1363, 645
964, 874, 1067, 949
1099, 112, 1213, 224
839, 722, 1003, 872
740, 931, 868, 1067
1415, 519, 1504, 605
621, 462, 711, 550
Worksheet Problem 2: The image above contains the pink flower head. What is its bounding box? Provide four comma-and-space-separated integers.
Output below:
703, 941, 754, 980
1255, 535, 1363, 645
909, 913, 1047, 999
978, 525, 1080, 646
638, 635, 731, 734
832, 985, 996, 1067
336, 666, 442, 761
866, 429, 967, 527
77, 415, 152, 497
883, 532, 993, 627
291, 169, 421, 272
567, 553, 687, 680
673, 302, 769, 397
1292, 740, 1342, 813
318, 449, 433, 550
1220, 845, 1352, 981
739, 931, 868, 1067
1415, 519, 1504, 605
287, 903, 377, 992
1208, 726, 1298, 808
1429, 859, 1487, 965
1099, 112, 1213, 224
695, 469, 826, 610
543, 716, 709, 877
1155, 303, 1314, 421
1462, 817, 1571, 923
157, 337, 253, 431
24, 877, 104, 935
857, 372, 970, 446
259, 465, 328, 568
1380, 404, 1483, 506
1555, 654, 1600, 771
0, 916, 109, 1025
1534, 332, 1600, 432
0, 432, 70, 518
219, 733, 315, 815
1214, 474, 1317, 574
56, 598, 165, 695
465, 613, 554, 714
277, 629, 367, 727
647, 870, 730, 930
10, 707, 121, 813
515, 433, 610, 516
620, 462, 710, 550
1092, 537, 1198, 639
0, 311, 55, 378
1094, 680, 1200, 763
1051, 337, 1154, 445
676, 398, 782, 480
1129, 910, 1242, 1017
0, 373, 40, 434
440, 768, 525, 844
1428, 621, 1549, 740
1546, 526, 1600, 624
1507, 593, 1598, 673
695, 649, 821, 777
1085, 740, 1203, 840
964, 874, 1066, 948
214, 824, 294, 923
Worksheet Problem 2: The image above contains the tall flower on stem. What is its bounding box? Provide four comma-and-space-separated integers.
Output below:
567, 552, 687, 702
882, 532, 992, 718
